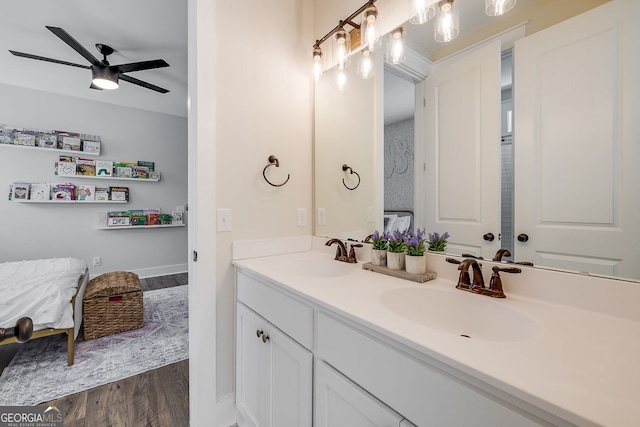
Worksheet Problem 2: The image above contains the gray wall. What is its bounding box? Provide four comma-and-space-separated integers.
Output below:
0, 83, 188, 277
384, 117, 414, 213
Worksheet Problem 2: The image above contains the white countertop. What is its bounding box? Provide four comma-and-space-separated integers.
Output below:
234, 248, 640, 427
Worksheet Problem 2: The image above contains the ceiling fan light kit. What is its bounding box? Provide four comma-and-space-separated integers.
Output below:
9, 26, 170, 94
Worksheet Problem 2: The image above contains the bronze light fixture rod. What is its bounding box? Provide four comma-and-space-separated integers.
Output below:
313, 0, 377, 50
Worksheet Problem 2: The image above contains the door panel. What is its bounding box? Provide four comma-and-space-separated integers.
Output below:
514, 0, 639, 277
424, 41, 502, 258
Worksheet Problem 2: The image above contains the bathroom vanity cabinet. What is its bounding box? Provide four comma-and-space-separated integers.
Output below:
235, 268, 548, 427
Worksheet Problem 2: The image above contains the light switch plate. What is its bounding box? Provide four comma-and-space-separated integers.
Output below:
297, 208, 307, 227
317, 208, 326, 226
217, 209, 232, 232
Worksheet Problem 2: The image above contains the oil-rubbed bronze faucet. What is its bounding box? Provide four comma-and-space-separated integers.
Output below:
493, 248, 511, 262
488, 266, 522, 298
325, 238, 348, 262
446, 257, 521, 298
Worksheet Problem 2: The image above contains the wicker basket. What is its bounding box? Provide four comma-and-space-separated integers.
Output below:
83, 271, 143, 340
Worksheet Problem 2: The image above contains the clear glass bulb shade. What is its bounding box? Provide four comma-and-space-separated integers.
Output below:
386, 27, 406, 65
485, 0, 516, 16
434, 0, 459, 43
312, 48, 323, 82
336, 68, 348, 90
361, 5, 381, 51
357, 49, 374, 79
409, 0, 436, 25
333, 28, 351, 69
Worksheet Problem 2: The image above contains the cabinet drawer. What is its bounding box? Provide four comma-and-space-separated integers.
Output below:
237, 270, 313, 349
317, 312, 544, 427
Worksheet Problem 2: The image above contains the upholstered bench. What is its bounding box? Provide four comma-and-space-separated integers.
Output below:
83, 271, 143, 339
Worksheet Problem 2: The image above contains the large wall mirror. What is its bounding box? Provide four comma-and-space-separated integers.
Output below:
314, 0, 640, 281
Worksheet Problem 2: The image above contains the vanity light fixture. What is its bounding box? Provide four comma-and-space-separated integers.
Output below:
387, 27, 406, 65
357, 48, 374, 79
435, 0, 460, 43
91, 66, 119, 90
485, 0, 517, 16
361, 5, 381, 51
334, 26, 352, 70
409, 0, 436, 25
336, 68, 348, 90
312, 47, 324, 82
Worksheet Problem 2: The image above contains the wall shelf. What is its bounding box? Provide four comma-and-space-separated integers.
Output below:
55, 174, 160, 182
11, 200, 127, 204
97, 224, 186, 230
0, 143, 100, 156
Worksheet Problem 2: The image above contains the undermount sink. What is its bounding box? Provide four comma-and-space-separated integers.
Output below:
287, 258, 354, 278
380, 287, 543, 342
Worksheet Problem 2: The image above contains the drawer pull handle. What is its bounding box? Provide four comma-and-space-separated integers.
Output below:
256, 329, 263, 338
262, 334, 270, 343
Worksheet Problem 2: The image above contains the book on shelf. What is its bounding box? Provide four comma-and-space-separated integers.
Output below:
37, 132, 58, 149
131, 215, 147, 226
76, 158, 96, 176
7, 185, 12, 201
171, 211, 184, 225
132, 166, 149, 179
76, 184, 96, 201
13, 131, 36, 146
149, 171, 160, 180
11, 183, 30, 200
145, 209, 160, 225
30, 183, 51, 201
0, 126, 12, 144
137, 161, 155, 171
115, 166, 132, 178
95, 187, 110, 201
57, 161, 77, 176
95, 160, 113, 177
61, 136, 81, 151
52, 183, 75, 200
109, 186, 129, 201
81, 139, 101, 154
107, 211, 132, 227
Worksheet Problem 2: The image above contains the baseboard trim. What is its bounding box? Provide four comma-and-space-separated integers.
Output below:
216, 393, 238, 427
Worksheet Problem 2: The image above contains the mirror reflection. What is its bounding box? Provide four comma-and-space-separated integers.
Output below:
314, 0, 640, 281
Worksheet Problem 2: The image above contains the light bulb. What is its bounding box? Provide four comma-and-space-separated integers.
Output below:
336, 68, 347, 90
485, 0, 516, 16
358, 49, 374, 79
435, 0, 459, 43
387, 27, 405, 65
334, 28, 351, 69
362, 5, 380, 51
312, 47, 323, 82
409, 0, 436, 25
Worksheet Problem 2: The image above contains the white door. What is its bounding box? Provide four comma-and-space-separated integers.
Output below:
314, 361, 405, 427
236, 303, 312, 427
513, 0, 640, 277
422, 40, 502, 258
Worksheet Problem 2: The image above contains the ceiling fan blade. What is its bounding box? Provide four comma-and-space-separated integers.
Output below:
120, 74, 169, 94
9, 50, 91, 69
115, 59, 169, 73
46, 26, 101, 66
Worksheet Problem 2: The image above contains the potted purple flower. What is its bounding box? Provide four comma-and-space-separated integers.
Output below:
386, 230, 406, 270
427, 231, 450, 252
369, 230, 388, 266
404, 228, 427, 274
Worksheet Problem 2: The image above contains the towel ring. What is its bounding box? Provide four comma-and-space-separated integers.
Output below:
342, 164, 360, 190
263, 155, 290, 187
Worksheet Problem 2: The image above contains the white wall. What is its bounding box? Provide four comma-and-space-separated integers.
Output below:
0, 83, 188, 277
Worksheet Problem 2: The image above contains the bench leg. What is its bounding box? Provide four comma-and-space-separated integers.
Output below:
67, 328, 75, 366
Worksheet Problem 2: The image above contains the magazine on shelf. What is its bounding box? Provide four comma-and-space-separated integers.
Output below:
95, 160, 113, 177
76, 184, 96, 201
11, 183, 30, 200
30, 183, 51, 201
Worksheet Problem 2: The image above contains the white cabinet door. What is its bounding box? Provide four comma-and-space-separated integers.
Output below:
236, 303, 312, 427
514, 0, 640, 277
421, 40, 502, 258
315, 361, 405, 427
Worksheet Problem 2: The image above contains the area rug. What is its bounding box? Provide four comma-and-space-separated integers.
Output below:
0, 285, 188, 406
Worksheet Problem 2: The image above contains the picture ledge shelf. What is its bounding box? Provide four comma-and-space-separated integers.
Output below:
56, 175, 160, 182
97, 224, 186, 230
0, 143, 100, 156
11, 200, 127, 204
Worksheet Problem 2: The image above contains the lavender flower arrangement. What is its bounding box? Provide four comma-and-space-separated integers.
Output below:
386, 230, 406, 253
427, 231, 450, 252
370, 230, 388, 251
404, 228, 426, 256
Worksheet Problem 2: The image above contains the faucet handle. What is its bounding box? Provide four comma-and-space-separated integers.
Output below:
348, 243, 363, 263
461, 253, 484, 260
488, 266, 521, 298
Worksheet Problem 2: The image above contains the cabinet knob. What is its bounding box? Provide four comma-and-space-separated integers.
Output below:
262, 334, 270, 343
256, 329, 263, 338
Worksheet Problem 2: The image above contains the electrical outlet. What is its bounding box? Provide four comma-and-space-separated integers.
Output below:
367, 206, 374, 223
297, 208, 307, 227
317, 208, 326, 226
93, 257, 101, 266
217, 209, 232, 232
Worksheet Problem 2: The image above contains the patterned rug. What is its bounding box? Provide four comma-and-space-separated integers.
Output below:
0, 285, 188, 406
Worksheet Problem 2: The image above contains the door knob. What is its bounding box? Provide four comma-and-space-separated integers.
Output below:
517, 233, 529, 242
262, 334, 270, 343
256, 329, 264, 338
483, 233, 495, 242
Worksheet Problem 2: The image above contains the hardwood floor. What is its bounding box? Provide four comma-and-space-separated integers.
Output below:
1, 272, 189, 427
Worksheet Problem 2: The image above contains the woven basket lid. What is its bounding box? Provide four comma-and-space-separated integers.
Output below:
84, 271, 141, 299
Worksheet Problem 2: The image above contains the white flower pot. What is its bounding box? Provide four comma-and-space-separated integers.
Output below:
405, 254, 427, 275
371, 249, 387, 266
386, 251, 405, 270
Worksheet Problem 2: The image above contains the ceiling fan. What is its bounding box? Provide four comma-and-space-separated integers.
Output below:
9, 26, 170, 94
